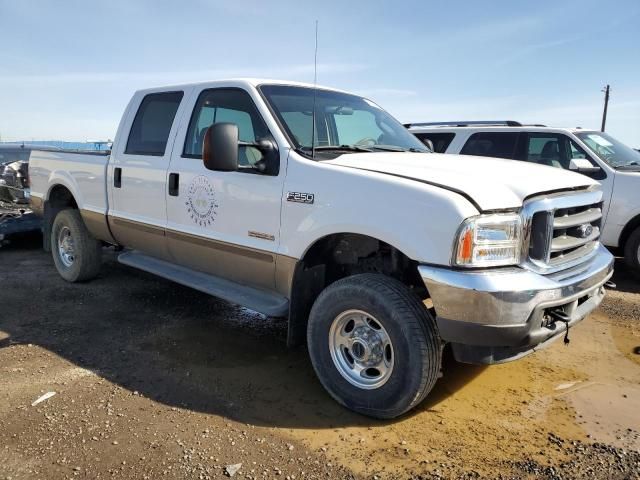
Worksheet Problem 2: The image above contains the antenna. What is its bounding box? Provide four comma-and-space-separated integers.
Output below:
311, 20, 318, 159
601, 84, 610, 132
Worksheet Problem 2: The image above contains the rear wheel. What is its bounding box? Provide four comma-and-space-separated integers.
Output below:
624, 226, 640, 278
307, 274, 441, 419
51, 209, 102, 282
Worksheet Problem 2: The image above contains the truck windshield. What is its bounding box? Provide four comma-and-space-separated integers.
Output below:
259, 85, 428, 157
575, 131, 640, 169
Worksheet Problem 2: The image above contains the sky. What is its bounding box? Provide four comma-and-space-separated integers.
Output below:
1, 0, 639, 146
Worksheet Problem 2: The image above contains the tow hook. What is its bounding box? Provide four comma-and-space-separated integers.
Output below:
548, 309, 571, 345
604, 280, 616, 289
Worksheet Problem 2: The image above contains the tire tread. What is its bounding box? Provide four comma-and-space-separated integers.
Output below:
623, 227, 640, 279
307, 273, 441, 419
51, 209, 102, 282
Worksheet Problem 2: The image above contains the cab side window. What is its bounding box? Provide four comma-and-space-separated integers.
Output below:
413, 133, 455, 153
183, 88, 272, 169
460, 132, 519, 159
522, 133, 597, 171
125, 91, 184, 156
524, 133, 567, 168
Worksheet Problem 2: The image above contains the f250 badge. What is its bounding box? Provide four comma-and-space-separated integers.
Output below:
186, 175, 218, 226
287, 192, 314, 204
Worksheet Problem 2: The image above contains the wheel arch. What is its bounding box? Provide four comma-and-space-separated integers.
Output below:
619, 213, 640, 251
42, 183, 80, 252
286, 232, 426, 347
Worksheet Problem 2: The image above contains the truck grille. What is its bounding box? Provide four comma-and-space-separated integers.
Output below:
524, 190, 603, 274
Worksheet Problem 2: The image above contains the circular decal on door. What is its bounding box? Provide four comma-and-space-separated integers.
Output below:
185, 175, 218, 226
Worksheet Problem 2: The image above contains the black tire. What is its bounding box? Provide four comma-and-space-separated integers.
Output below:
307, 273, 441, 419
624, 226, 640, 278
50, 209, 102, 282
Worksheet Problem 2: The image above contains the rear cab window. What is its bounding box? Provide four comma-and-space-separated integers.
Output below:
125, 91, 184, 156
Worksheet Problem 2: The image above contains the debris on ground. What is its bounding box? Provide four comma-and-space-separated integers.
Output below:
31, 391, 56, 406
224, 463, 242, 477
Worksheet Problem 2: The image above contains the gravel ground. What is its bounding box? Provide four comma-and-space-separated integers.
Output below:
1, 233, 639, 479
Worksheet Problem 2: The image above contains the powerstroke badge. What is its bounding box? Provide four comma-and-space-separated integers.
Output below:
287, 192, 314, 204
185, 175, 218, 226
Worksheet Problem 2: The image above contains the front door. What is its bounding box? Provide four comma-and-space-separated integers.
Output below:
108, 90, 186, 259
166, 87, 285, 291
521, 132, 614, 221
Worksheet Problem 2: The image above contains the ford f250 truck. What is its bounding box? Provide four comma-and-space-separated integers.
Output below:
29, 79, 614, 418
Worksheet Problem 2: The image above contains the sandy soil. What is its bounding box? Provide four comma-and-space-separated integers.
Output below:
1, 234, 639, 479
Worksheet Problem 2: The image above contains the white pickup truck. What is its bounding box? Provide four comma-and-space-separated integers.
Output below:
408, 122, 640, 276
29, 79, 614, 418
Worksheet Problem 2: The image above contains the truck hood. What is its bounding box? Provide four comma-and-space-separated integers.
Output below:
325, 152, 597, 211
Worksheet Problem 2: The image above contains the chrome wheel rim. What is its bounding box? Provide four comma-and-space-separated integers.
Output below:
57, 226, 75, 267
328, 309, 394, 390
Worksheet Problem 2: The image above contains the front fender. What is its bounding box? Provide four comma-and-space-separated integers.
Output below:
280, 154, 479, 265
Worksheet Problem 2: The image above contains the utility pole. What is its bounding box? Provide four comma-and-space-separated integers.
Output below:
601, 84, 610, 132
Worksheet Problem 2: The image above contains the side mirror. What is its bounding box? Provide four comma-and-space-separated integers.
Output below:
569, 158, 601, 174
203, 123, 238, 172
254, 139, 279, 175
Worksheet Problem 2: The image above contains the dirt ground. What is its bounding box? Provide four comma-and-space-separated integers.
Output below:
1, 233, 639, 479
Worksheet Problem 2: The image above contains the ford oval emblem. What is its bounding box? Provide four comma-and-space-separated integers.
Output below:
577, 224, 593, 238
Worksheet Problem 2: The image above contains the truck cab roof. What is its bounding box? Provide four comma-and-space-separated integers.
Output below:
407, 123, 589, 135
134, 78, 350, 97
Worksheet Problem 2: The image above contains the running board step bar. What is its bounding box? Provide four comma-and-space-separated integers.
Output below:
117, 251, 289, 317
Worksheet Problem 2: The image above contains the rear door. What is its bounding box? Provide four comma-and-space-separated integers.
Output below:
165, 86, 285, 291
108, 90, 187, 259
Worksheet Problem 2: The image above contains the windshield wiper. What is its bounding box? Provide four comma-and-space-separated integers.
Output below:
299, 144, 374, 154
368, 145, 406, 152
299, 144, 428, 155
314, 145, 374, 152
617, 162, 640, 170
370, 145, 428, 153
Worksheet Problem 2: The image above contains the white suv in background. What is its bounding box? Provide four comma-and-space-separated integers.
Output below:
407, 121, 640, 276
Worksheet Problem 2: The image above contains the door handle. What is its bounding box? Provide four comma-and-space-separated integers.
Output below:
168, 173, 179, 196
114, 167, 122, 188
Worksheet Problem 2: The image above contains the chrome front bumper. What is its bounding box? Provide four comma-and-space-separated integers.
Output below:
418, 244, 614, 364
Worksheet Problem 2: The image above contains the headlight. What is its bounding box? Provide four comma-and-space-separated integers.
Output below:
453, 213, 522, 267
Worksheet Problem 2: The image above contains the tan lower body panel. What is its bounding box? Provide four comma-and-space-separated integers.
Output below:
275, 254, 297, 297
108, 216, 170, 261
81, 210, 117, 244
106, 214, 297, 295
166, 229, 278, 292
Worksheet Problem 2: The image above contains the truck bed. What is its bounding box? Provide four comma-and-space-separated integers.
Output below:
28, 149, 111, 217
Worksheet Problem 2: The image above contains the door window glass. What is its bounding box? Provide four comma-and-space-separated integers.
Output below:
183, 88, 271, 168
125, 92, 184, 156
523, 134, 594, 169
460, 132, 519, 159
524, 134, 566, 168
413, 133, 455, 153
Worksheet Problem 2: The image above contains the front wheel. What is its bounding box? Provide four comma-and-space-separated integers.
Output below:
51, 209, 102, 282
307, 274, 441, 419
624, 226, 640, 279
